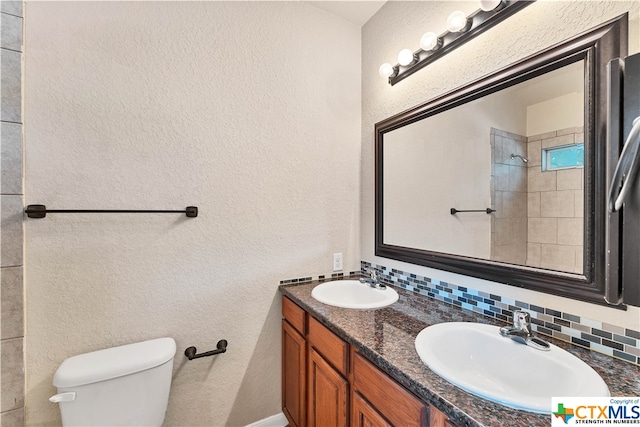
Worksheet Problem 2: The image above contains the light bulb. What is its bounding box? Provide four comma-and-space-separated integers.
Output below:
479, 0, 501, 11
397, 49, 415, 66
379, 63, 395, 78
447, 11, 468, 33
420, 32, 441, 51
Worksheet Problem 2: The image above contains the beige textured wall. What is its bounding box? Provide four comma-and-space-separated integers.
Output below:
362, 1, 640, 329
24, 2, 360, 426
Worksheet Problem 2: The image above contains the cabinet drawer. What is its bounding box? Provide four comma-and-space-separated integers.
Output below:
307, 316, 349, 376
283, 297, 306, 335
352, 351, 427, 427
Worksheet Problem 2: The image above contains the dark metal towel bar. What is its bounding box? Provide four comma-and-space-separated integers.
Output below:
185, 340, 228, 360
24, 204, 198, 219
450, 208, 496, 215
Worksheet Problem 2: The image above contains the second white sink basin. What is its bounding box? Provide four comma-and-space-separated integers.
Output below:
311, 280, 399, 309
415, 322, 609, 413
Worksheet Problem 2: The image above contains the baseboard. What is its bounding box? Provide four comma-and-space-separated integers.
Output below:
245, 412, 288, 427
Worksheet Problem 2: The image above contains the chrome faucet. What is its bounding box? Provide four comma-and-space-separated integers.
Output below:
359, 271, 386, 289
499, 310, 550, 351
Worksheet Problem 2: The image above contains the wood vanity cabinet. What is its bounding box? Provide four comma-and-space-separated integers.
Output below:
308, 345, 349, 426
282, 296, 456, 427
282, 297, 307, 427
351, 350, 426, 426
307, 316, 350, 426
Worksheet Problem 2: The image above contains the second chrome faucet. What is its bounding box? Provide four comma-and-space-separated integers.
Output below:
499, 310, 550, 351
359, 270, 387, 289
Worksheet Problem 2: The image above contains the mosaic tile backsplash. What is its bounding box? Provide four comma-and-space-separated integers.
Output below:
280, 270, 361, 285
359, 261, 640, 366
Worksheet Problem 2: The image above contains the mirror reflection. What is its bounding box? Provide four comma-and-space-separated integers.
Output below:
383, 61, 584, 274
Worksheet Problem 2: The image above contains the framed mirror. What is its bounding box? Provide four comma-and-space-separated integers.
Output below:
375, 14, 628, 306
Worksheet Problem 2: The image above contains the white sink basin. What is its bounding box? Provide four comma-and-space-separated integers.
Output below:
415, 322, 609, 413
311, 280, 399, 309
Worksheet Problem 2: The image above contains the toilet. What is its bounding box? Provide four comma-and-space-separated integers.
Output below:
49, 337, 176, 426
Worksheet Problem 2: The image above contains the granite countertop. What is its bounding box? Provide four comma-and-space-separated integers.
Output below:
279, 279, 640, 427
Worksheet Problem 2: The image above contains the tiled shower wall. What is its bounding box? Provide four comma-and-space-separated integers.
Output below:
526, 126, 584, 273
491, 126, 584, 273
0, 2, 24, 426
490, 128, 528, 265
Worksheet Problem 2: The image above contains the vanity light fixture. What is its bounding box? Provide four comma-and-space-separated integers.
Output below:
419, 32, 442, 52
378, 63, 398, 78
397, 48, 418, 66
446, 11, 470, 33
480, 0, 503, 11
380, 0, 535, 86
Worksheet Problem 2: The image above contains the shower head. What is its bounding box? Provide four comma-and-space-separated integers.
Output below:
511, 153, 528, 163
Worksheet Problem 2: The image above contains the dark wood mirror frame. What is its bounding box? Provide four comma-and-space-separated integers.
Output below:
375, 14, 628, 307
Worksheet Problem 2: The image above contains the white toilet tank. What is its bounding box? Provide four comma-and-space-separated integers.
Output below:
50, 337, 176, 427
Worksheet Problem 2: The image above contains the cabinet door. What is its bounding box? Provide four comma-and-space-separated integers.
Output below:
307, 347, 348, 427
282, 320, 306, 427
352, 391, 392, 427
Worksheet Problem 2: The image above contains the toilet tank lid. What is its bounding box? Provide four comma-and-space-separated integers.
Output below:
53, 337, 176, 388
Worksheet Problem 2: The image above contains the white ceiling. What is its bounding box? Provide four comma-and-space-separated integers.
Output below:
305, 1, 386, 27
510, 61, 584, 107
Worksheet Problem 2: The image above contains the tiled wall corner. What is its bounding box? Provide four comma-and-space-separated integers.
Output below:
0, 408, 23, 427
490, 127, 528, 265
0, 3, 24, 426
1, 337, 24, 411
1, 267, 23, 339
1, 122, 22, 195
362, 261, 640, 366
0, 2, 22, 19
